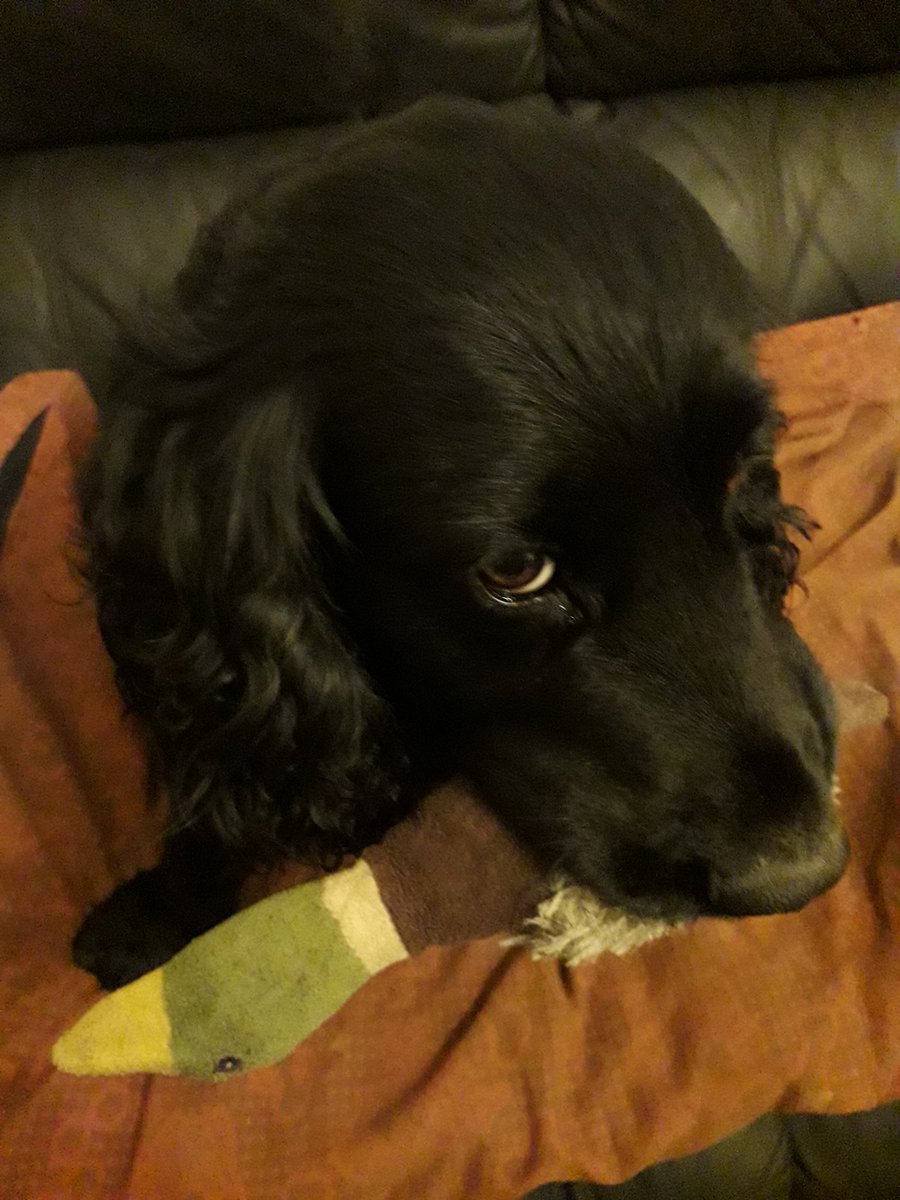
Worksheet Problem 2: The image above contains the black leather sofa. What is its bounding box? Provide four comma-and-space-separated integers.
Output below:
1, 4, 897, 1196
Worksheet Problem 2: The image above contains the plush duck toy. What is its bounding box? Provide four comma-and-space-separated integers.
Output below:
52, 781, 672, 1080
52, 680, 884, 1081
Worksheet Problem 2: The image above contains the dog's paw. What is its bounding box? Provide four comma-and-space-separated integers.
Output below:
72, 872, 193, 991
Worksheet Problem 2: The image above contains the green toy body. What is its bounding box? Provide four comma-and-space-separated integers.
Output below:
54, 860, 407, 1079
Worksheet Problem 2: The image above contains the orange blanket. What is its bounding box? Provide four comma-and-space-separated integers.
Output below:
1, 305, 898, 1199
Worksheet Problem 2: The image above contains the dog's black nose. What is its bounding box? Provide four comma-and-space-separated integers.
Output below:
708, 819, 850, 916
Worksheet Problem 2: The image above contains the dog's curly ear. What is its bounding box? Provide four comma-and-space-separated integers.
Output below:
733, 410, 816, 608
79, 358, 408, 867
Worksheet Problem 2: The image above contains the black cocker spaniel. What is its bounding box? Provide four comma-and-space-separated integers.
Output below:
73, 99, 847, 990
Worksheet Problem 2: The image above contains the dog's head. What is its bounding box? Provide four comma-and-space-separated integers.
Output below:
85, 99, 847, 921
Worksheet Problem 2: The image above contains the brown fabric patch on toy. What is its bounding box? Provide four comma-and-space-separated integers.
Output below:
365, 782, 546, 954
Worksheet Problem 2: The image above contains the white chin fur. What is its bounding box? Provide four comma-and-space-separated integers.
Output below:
510, 769, 848, 967
504, 876, 680, 966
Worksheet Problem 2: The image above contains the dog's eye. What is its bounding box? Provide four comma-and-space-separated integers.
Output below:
475, 551, 556, 601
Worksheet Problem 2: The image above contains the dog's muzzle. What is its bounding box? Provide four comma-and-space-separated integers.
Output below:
708, 778, 849, 916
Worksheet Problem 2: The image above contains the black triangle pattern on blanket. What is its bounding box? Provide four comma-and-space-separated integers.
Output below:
0, 406, 47, 555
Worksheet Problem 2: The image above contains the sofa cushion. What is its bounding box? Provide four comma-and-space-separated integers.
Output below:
542, 0, 900, 100
609, 73, 900, 323
0, 125, 339, 391
0, 0, 545, 151
1, 80, 895, 391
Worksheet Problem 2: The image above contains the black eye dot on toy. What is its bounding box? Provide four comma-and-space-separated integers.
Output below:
214, 1054, 244, 1074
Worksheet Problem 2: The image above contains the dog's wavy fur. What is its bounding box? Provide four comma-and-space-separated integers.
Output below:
74, 99, 844, 987
79, 310, 410, 869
